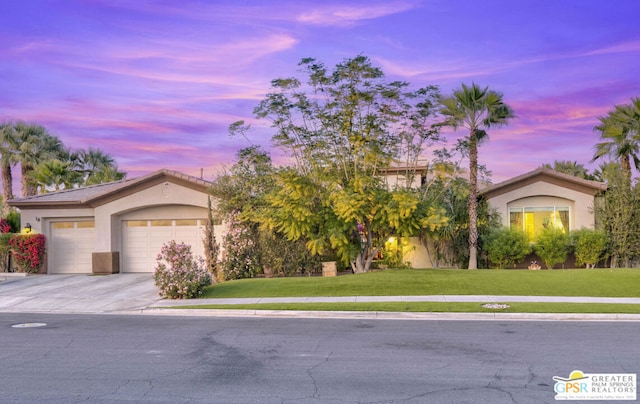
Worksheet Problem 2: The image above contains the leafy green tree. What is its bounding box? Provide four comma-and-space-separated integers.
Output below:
592, 97, 640, 182
439, 83, 514, 269
571, 228, 609, 268
211, 146, 320, 277
594, 167, 640, 268
485, 227, 530, 269
251, 56, 445, 273
211, 145, 275, 219
541, 160, 595, 180
534, 228, 571, 269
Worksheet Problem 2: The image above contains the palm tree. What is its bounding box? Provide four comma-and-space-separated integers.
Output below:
13, 122, 65, 197
592, 97, 640, 182
85, 165, 126, 185
29, 159, 83, 193
0, 122, 18, 202
541, 160, 595, 180
439, 83, 514, 269
76, 147, 125, 185
79, 147, 115, 172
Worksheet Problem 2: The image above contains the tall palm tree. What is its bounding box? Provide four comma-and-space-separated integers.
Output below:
13, 122, 65, 197
592, 97, 640, 182
439, 83, 514, 269
0, 122, 19, 202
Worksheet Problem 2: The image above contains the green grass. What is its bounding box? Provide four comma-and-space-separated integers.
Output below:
171, 302, 640, 314
202, 268, 640, 299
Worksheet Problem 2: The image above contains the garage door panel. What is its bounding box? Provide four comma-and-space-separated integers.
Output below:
50, 221, 95, 274
122, 220, 205, 273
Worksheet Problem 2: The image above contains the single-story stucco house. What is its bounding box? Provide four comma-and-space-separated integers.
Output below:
8, 169, 225, 274
481, 167, 607, 241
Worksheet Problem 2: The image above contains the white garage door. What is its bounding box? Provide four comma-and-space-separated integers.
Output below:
122, 219, 205, 273
50, 221, 96, 274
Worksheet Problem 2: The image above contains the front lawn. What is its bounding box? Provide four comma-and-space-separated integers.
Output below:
202, 268, 640, 299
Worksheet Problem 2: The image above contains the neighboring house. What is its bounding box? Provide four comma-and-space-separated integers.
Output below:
481, 167, 607, 240
8, 169, 225, 274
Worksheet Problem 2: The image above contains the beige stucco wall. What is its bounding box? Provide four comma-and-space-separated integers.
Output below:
94, 181, 210, 252
20, 208, 95, 235
487, 181, 596, 230
402, 237, 433, 268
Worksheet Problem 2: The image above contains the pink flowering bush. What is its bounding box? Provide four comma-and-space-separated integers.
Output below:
220, 213, 260, 280
153, 240, 211, 299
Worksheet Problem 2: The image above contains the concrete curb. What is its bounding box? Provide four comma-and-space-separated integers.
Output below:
137, 308, 640, 321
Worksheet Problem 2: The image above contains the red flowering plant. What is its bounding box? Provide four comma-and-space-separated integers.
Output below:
0, 218, 12, 234
9, 234, 47, 273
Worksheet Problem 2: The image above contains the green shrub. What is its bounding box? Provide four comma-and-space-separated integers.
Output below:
153, 240, 211, 299
5, 212, 21, 233
485, 227, 530, 269
0, 233, 13, 272
572, 228, 609, 268
534, 229, 571, 269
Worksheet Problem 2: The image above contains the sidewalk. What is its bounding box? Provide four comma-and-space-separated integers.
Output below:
151, 295, 640, 307
145, 294, 640, 321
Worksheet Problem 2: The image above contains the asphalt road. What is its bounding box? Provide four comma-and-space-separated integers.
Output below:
1, 314, 638, 403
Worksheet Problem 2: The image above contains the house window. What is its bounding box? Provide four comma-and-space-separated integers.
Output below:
509, 207, 569, 241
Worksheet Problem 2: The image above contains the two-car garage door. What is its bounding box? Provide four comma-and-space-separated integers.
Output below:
122, 219, 205, 273
48, 218, 206, 274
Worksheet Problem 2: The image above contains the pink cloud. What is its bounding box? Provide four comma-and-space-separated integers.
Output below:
297, 2, 419, 26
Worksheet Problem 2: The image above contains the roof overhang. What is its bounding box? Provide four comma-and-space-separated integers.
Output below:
481, 167, 607, 200
8, 169, 212, 210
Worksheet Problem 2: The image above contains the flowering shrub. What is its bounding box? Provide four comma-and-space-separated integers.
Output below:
0, 218, 11, 234
153, 240, 211, 299
9, 234, 46, 273
220, 213, 260, 280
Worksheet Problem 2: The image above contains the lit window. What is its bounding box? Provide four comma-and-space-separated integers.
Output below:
509, 207, 569, 241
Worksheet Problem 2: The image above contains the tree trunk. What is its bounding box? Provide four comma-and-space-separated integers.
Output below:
621, 155, 631, 183
1, 162, 13, 202
467, 129, 478, 270
352, 251, 367, 273
21, 163, 37, 197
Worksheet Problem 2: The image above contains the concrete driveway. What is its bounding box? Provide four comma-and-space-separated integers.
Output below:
0, 273, 161, 314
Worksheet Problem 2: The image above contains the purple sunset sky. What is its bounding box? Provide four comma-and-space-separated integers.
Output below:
2, 0, 639, 185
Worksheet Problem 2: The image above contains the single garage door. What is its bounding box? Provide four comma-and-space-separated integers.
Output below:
49, 221, 96, 274
122, 219, 205, 273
